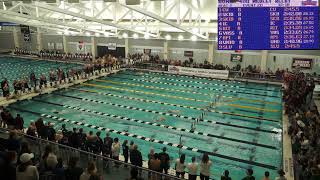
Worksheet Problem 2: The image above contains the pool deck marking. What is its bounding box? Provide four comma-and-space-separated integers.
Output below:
69, 87, 280, 123
126, 70, 279, 92
79, 84, 280, 122
55, 92, 279, 134
33, 97, 278, 149
96, 79, 279, 113
9, 106, 278, 170
84, 82, 278, 113
113, 76, 281, 105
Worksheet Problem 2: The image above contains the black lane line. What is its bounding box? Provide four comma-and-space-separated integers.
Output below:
9, 106, 278, 170
34, 95, 278, 150
55, 91, 279, 134
106, 73, 280, 98
71, 87, 280, 126
121, 70, 280, 92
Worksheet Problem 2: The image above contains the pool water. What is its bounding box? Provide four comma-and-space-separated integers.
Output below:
7, 67, 283, 179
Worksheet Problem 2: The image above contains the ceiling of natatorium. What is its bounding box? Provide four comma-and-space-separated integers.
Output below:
0, 0, 217, 41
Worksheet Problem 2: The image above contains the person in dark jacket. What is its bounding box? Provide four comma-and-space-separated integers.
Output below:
69, 128, 80, 149
95, 131, 103, 154
15, 114, 24, 130
242, 169, 255, 180
6, 131, 20, 152
65, 157, 83, 180
47, 122, 56, 141
130, 144, 142, 167
159, 147, 170, 174
103, 132, 113, 157
122, 140, 129, 163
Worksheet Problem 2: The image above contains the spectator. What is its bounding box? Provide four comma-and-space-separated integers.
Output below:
122, 140, 129, 163
5, 110, 15, 130
242, 169, 255, 180
188, 157, 198, 180
175, 154, 186, 178
86, 131, 96, 153
1, 151, 17, 180
129, 141, 135, 152
159, 147, 170, 174
95, 131, 103, 154
275, 169, 286, 180
102, 132, 113, 157
111, 137, 120, 160
69, 128, 80, 149
261, 171, 270, 180
18, 142, 32, 164
78, 128, 87, 150
65, 157, 84, 180
15, 114, 24, 130
6, 130, 20, 152
148, 148, 155, 168
221, 170, 231, 180
26, 122, 36, 137
0, 106, 4, 127
16, 153, 39, 180
80, 161, 102, 180
149, 153, 161, 173
61, 124, 69, 136
127, 168, 143, 180
130, 144, 143, 167
200, 153, 212, 180
47, 122, 56, 141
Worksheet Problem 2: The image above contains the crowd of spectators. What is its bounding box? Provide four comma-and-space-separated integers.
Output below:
1, 54, 121, 99
284, 71, 320, 180
0, 107, 292, 180
14, 48, 93, 61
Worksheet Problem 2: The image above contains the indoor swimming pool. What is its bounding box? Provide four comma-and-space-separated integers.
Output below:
8, 69, 283, 179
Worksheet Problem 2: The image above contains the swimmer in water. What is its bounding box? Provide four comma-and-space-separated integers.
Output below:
168, 110, 181, 114
156, 116, 166, 122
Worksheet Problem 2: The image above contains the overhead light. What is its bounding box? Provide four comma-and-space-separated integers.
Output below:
104, 32, 109, 37
165, 34, 171, 40
95, 32, 100, 37
144, 34, 150, 39
191, 35, 197, 41
178, 35, 184, 41
122, 33, 128, 38
57, 31, 63, 35
133, 33, 138, 39
85, 32, 91, 36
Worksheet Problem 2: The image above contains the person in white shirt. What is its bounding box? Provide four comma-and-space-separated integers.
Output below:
16, 153, 39, 180
187, 156, 198, 180
275, 169, 287, 180
175, 154, 186, 178
200, 153, 212, 180
112, 138, 120, 160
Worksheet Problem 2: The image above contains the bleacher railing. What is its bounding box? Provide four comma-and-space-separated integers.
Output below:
0, 128, 180, 180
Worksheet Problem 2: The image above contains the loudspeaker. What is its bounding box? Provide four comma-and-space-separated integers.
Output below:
273, 56, 276, 62
126, 0, 140, 5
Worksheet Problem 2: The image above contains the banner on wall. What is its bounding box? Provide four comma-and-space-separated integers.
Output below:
48, 43, 55, 50
184, 51, 193, 57
230, 54, 243, 62
108, 43, 117, 50
77, 41, 85, 51
292, 58, 313, 69
168, 65, 229, 79
56, 43, 63, 50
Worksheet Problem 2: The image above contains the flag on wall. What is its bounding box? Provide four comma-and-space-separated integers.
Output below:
77, 41, 85, 51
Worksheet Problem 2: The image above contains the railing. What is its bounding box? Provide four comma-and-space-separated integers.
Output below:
0, 127, 180, 180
